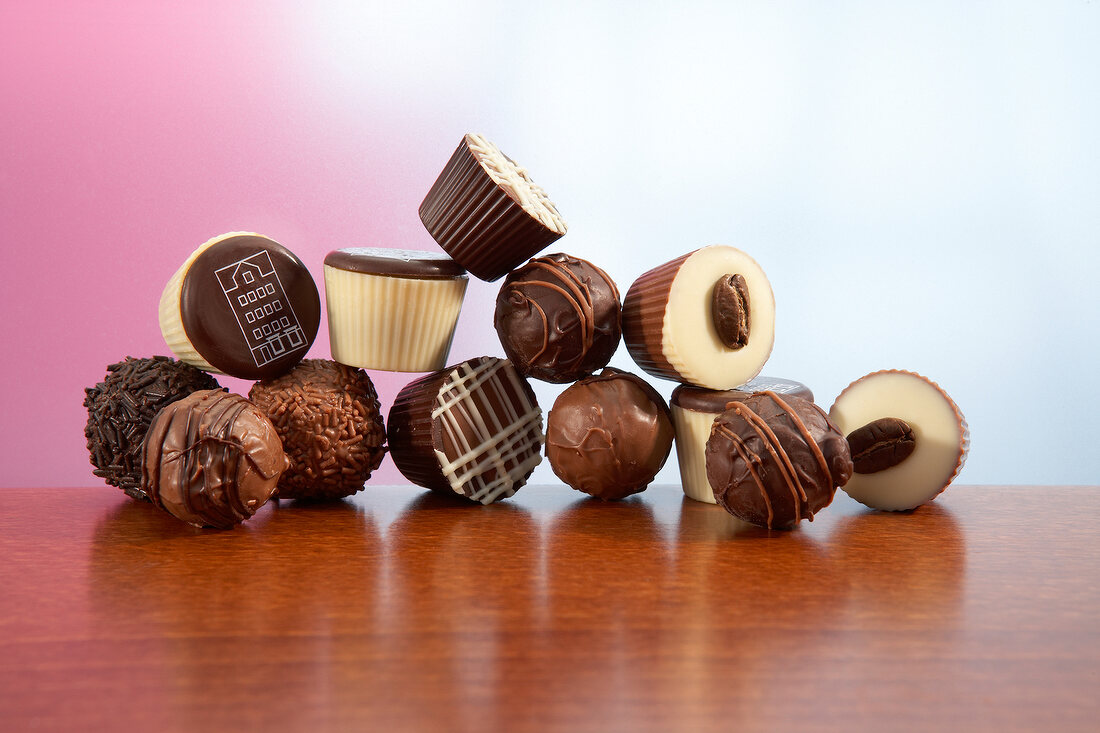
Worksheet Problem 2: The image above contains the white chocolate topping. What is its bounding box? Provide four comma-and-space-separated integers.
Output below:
465, 133, 567, 235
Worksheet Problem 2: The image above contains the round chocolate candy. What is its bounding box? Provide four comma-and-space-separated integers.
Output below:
829, 370, 969, 511
387, 356, 544, 505
84, 356, 221, 500
419, 134, 567, 282
249, 359, 387, 501
705, 392, 852, 530
546, 368, 674, 500
494, 253, 621, 383
670, 377, 814, 504
141, 389, 290, 529
622, 245, 775, 390
159, 232, 321, 380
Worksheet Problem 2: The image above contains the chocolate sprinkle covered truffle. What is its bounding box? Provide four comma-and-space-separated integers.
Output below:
546, 368, 674, 500
142, 389, 289, 529
705, 392, 852, 530
84, 356, 221, 500
249, 359, 387, 501
494, 253, 621, 383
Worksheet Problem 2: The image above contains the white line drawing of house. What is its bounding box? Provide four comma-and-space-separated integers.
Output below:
215, 251, 309, 368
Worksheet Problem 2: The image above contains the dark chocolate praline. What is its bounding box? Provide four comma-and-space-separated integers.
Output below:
546, 368, 674, 500
705, 392, 852, 530
494, 253, 621, 383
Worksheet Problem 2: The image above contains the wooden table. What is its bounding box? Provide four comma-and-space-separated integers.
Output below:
1, 485, 1097, 732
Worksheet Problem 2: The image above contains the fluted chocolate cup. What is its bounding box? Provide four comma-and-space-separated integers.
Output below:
419, 134, 567, 282
670, 377, 814, 504
622, 245, 775, 390
387, 356, 544, 505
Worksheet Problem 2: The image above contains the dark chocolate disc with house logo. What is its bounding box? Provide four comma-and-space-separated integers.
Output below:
179, 234, 320, 380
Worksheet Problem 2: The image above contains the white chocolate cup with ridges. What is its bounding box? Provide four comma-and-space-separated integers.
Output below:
158, 231, 259, 374
671, 404, 720, 504
829, 370, 969, 511
324, 264, 467, 372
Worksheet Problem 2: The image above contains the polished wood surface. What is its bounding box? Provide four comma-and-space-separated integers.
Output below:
1, 485, 1097, 732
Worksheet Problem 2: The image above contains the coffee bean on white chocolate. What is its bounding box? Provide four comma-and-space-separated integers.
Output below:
622, 245, 775, 390
829, 370, 969, 511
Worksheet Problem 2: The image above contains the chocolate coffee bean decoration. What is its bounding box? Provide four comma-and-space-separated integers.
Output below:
848, 417, 916, 474
712, 274, 750, 349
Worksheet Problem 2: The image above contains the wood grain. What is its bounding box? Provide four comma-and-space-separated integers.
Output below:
1, 485, 1097, 732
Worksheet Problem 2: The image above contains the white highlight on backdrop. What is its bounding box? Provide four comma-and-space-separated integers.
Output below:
298, 1, 1099, 486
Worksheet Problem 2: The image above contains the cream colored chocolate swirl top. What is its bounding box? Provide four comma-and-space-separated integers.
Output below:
431, 357, 544, 505
465, 134, 567, 236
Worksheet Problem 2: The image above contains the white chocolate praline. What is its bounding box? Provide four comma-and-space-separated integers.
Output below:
671, 404, 720, 504
829, 370, 969, 511
323, 265, 467, 372
465, 133, 567, 236
431, 358, 544, 505
666, 246, 775, 390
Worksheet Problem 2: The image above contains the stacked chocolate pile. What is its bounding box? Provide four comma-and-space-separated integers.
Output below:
85, 133, 969, 530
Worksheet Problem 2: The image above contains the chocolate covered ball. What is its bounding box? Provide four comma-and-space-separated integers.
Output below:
248, 359, 387, 500
494, 253, 621, 383
705, 392, 852, 529
84, 356, 221, 500
142, 389, 289, 529
546, 368, 674, 500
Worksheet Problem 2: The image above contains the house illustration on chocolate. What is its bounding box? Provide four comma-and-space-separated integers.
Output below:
215, 251, 308, 369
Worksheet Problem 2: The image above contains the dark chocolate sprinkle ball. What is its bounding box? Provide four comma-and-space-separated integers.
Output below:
248, 359, 386, 500
83, 356, 221, 500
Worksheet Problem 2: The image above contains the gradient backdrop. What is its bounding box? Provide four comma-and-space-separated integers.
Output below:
2, 1, 1097, 490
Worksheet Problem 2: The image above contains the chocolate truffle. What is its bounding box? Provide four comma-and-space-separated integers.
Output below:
248, 359, 387, 501
84, 356, 221, 500
705, 392, 852, 530
494, 253, 621, 383
829, 370, 969, 511
546, 368, 674, 500
388, 356, 544, 504
670, 377, 814, 504
622, 245, 775, 390
159, 232, 321, 380
323, 247, 469, 372
141, 389, 289, 529
419, 134, 567, 281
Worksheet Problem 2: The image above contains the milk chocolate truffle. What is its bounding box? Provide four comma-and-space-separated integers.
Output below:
388, 357, 544, 504
249, 360, 387, 501
671, 377, 813, 504
546, 368, 674, 500
419, 134, 567, 281
159, 232, 320, 380
494, 253, 621, 383
141, 389, 289, 529
706, 392, 852, 530
84, 356, 221, 500
324, 248, 468, 372
622, 245, 775, 390
829, 370, 969, 511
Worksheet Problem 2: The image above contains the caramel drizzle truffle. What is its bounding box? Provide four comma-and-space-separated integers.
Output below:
141, 389, 289, 529
829, 370, 969, 511
419, 134, 567, 282
622, 245, 775, 390
494, 253, 621, 383
706, 392, 852, 530
248, 360, 387, 501
388, 357, 544, 504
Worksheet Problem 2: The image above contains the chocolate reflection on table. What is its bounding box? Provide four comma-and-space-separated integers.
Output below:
830, 501, 966, 629
376, 490, 542, 730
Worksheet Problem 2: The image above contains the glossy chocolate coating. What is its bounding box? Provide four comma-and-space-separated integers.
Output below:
705, 392, 852, 530
249, 360, 387, 501
180, 234, 320, 380
141, 389, 289, 529
84, 356, 220, 500
671, 377, 814, 414
494, 253, 621, 383
546, 368, 674, 500
323, 248, 467, 279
